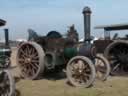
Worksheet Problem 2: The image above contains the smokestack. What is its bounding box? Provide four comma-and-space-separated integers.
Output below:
82, 6, 92, 42
4, 28, 9, 47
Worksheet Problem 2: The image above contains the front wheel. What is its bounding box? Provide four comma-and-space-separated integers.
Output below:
66, 56, 96, 88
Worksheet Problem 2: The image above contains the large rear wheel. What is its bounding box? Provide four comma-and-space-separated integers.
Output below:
104, 41, 128, 75
16, 42, 45, 80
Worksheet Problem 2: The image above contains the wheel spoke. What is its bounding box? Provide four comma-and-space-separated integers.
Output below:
70, 62, 77, 71
31, 47, 35, 54
31, 60, 39, 63
98, 68, 106, 73
26, 45, 30, 55
28, 46, 33, 55
31, 55, 39, 59
31, 63, 39, 70
18, 58, 25, 62
111, 63, 120, 72
84, 68, 91, 73
19, 48, 25, 55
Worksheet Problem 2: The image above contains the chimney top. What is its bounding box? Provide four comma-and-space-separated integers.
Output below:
82, 6, 91, 14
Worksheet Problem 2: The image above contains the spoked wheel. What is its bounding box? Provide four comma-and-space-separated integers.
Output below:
95, 54, 110, 81
66, 56, 95, 88
16, 42, 45, 80
104, 41, 128, 75
0, 70, 15, 96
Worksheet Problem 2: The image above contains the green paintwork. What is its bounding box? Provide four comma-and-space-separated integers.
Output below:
0, 48, 11, 66
64, 47, 77, 59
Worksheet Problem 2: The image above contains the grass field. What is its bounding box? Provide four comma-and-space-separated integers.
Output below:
11, 47, 128, 96
14, 76, 128, 96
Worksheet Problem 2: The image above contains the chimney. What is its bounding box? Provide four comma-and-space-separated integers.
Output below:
4, 28, 9, 47
82, 6, 92, 42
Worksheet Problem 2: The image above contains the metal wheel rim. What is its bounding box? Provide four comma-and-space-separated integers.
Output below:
67, 56, 95, 87
17, 42, 45, 79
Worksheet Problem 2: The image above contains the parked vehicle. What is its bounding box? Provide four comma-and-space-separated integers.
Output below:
16, 6, 110, 87
94, 24, 128, 75
0, 20, 15, 96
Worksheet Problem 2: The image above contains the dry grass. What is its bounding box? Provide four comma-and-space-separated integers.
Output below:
10, 47, 128, 96
14, 77, 128, 96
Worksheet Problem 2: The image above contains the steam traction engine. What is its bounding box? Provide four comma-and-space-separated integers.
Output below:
0, 19, 15, 96
94, 24, 128, 75
16, 6, 110, 87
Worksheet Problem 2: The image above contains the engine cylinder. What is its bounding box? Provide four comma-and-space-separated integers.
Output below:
78, 43, 96, 58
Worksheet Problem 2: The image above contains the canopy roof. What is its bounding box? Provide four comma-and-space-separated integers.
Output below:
95, 23, 128, 31
0, 19, 6, 26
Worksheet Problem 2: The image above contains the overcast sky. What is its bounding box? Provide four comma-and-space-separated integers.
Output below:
0, 0, 128, 40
